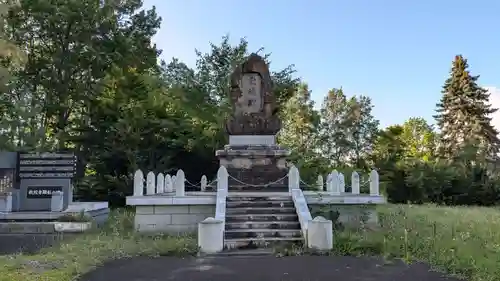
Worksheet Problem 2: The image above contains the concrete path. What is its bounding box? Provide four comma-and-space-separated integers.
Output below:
78, 256, 462, 281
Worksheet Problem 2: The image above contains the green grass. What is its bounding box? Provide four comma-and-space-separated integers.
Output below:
3, 205, 500, 281
0, 210, 198, 281
331, 204, 500, 281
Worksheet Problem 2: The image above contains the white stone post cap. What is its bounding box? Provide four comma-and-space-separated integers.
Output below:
200, 217, 223, 224
312, 216, 332, 224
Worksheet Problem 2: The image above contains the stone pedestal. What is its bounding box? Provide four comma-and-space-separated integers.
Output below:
218, 54, 290, 191
216, 143, 290, 192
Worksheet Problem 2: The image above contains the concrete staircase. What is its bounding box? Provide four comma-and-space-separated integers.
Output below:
224, 194, 303, 251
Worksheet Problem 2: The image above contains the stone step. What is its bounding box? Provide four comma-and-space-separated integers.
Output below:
226, 196, 292, 202
229, 185, 288, 192
226, 214, 298, 222
224, 237, 303, 250
226, 200, 294, 208
225, 229, 301, 239
226, 221, 301, 230
226, 207, 296, 215
0, 222, 56, 234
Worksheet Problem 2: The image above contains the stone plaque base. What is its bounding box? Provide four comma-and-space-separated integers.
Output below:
19, 179, 71, 211
215, 144, 291, 192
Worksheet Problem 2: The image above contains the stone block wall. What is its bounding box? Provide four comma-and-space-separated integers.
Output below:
134, 205, 215, 234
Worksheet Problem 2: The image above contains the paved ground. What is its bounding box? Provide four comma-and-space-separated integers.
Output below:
78, 255, 462, 281
0, 234, 73, 255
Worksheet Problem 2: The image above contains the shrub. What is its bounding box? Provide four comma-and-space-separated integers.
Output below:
383, 159, 500, 206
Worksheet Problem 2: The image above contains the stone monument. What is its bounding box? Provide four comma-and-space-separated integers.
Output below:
216, 54, 290, 191
0, 151, 76, 211
17, 152, 76, 211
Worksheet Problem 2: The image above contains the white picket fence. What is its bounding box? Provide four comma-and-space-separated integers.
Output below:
132, 167, 380, 197
132, 169, 211, 196
313, 170, 380, 196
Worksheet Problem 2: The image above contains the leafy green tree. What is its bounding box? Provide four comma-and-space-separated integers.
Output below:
434, 55, 500, 160
75, 68, 194, 203
344, 95, 379, 168
371, 125, 405, 165
0, 1, 24, 89
319, 88, 379, 168
400, 117, 436, 161
1, 0, 161, 150
278, 83, 325, 181
318, 88, 349, 166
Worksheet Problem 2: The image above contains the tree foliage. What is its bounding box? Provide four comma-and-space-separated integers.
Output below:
0, 1, 499, 207
434, 55, 500, 160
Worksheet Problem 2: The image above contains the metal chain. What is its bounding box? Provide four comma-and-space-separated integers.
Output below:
182, 173, 370, 190
227, 173, 288, 187
184, 179, 201, 187
299, 179, 313, 188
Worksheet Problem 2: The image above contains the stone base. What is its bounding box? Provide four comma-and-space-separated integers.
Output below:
134, 205, 215, 233
229, 135, 275, 146
216, 144, 291, 191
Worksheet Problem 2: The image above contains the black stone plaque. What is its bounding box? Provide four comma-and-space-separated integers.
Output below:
26, 186, 62, 198
17, 152, 76, 180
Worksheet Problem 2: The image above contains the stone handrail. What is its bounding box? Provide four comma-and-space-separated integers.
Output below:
197, 166, 228, 254
291, 188, 313, 239
214, 166, 228, 229
288, 165, 313, 239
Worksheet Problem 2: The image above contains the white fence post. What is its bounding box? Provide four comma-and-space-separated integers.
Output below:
330, 170, 340, 195
165, 174, 173, 193
175, 169, 185, 196
146, 171, 155, 195
172, 175, 177, 191
351, 171, 360, 195
201, 175, 207, 191
156, 173, 165, 194
316, 175, 323, 191
288, 165, 299, 193
215, 166, 228, 231
370, 170, 379, 196
326, 173, 332, 192
217, 166, 228, 194
133, 170, 144, 196
338, 172, 345, 193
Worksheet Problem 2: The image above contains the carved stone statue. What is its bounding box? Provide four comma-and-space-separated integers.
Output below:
225, 53, 281, 135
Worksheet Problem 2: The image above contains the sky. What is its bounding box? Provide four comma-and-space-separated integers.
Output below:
143, 0, 500, 129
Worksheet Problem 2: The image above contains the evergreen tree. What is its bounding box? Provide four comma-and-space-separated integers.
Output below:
434, 55, 500, 160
